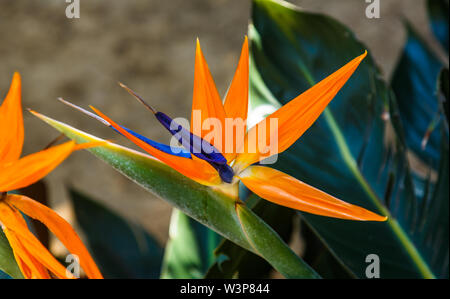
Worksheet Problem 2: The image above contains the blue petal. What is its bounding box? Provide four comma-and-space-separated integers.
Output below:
111, 126, 192, 158
155, 111, 228, 164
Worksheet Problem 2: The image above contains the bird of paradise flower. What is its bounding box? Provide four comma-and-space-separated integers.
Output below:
0, 73, 103, 279
35, 38, 387, 222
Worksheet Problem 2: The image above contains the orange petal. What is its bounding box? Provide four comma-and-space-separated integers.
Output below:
6, 194, 103, 279
0, 141, 100, 192
234, 52, 367, 171
239, 165, 387, 221
0, 72, 24, 165
191, 39, 227, 152
90, 106, 221, 186
0, 201, 70, 278
223, 37, 249, 162
2, 227, 51, 279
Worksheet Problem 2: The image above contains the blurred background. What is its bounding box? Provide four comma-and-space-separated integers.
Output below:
0, 0, 441, 250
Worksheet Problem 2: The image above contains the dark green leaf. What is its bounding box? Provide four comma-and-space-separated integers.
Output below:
0, 270, 12, 279
69, 189, 163, 278
418, 127, 449, 278
438, 68, 449, 124
300, 220, 354, 279
160, 209, 221, 278
391, 22, 445, 169
427, 0, 449, 52
250, 0, 446, 278
205, 238, 266, 279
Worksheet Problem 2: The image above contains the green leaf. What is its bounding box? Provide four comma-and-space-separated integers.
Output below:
250, 0, 447, 278
0, 270, 12, 279
205, 239, 263, 279
427, 0, 449, 52
438, 68, 449, 124
69, 189, 163, 278
34, 112, 319, 278
160, 209, 221, 278
300, 221, 354, 279
391, 22, 445, 169
420, 127, 449, 278
0, 230, 23, 279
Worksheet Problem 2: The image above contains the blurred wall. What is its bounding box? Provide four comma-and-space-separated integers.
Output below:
0, 0, 435, 245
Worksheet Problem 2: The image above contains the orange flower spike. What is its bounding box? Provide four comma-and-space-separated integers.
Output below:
2, 228, 51, 279
1, 207, 51, 279
191, 39, 227, 150
1, 141, 79, 192
239, 166, 387, 221
0, 203, 70, 279
232, 51, 387, 222
223, 36, 249, 162
6, 195, 103, 279
90, 106, 222, 186
0, 72, 24, 164
0, 73, 104, 279
224, 37, 249, 123
234, 51, 368, 171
